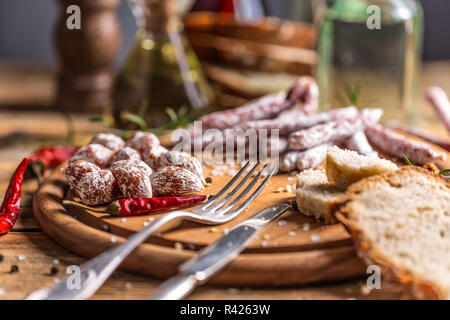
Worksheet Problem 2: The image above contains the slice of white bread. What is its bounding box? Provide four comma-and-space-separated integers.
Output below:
334, 166, 450, 299
295, 169, 344, 223
326, 146, 398, 189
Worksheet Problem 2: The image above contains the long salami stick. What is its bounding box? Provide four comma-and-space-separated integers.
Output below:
236, 106, 359, 135
280, 144, 329, 172
365, 123, 446, 165
426, 87, 450, 133
197, 76, 318, 130
289, 117, 365, 150
387, 121, 450, 152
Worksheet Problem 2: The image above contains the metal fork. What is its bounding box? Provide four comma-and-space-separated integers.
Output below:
26, 161, 276, 300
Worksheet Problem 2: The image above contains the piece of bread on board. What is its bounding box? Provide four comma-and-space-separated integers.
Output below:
334, 166, 450, 299
326, 146, 398, 189
295, 169, 343, 223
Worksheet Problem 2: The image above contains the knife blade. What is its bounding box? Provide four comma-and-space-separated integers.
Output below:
149, 203, 290, 300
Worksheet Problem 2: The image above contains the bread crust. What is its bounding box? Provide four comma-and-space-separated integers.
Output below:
333, 166, 450, 300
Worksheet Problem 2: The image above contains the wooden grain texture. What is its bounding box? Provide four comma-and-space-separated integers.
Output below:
0, 232, 409, 300
0, 61, 449, 299
33, 166, 367, 286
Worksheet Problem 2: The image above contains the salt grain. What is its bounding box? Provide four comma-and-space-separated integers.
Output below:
223, 228, 229, 235
121, 218, 127, 223
310, 234, 320, 242
53, 259, 60, 265
360, 285, 371, 296
277, 220, 287, 227
302, 223, 310, 231
261, 241, 268, 248
0, 288, 4, 296
148, 217, 155, 221
288, 231, 296, 237
110, 236, 117, 243
143, 221, 150, 227
174, 242, 183, 250
125, 282, 133, 290
17, 255, 26, 261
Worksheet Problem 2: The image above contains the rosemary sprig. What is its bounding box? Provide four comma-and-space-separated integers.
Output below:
121, 112, 149, 131
336, 82, 362, 107
403, 155, 449, 178
402, 154, 413, 166
89, 104, 196, 137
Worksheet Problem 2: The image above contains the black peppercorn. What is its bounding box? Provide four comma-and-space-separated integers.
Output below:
10, 265, 19, 273
205, 177, 212, 184
50, 266, 58, 275
0, 254, 4, 262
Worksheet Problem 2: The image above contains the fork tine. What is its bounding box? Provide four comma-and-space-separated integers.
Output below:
203, 161, 261, 211
221, 164, 277, 216
198, 161, 251, 210
215, 162, 273, 215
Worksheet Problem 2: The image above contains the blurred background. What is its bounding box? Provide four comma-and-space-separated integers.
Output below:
0, 0, 448, 65
0, 0, 449, 130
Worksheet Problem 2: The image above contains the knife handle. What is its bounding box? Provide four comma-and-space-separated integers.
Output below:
151, 274, 198, 300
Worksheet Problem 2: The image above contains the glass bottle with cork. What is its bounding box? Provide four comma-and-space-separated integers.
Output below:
316, 0, 423, 124
112, 0, 213, 129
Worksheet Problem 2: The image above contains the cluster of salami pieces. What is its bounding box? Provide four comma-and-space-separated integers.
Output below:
190, 76, 447, 172
63, 132, 205, 205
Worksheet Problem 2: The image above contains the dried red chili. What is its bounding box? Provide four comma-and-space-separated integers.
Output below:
30, 145, 77, 168
62, 195, 207, 217
0, 157, 29, 236
28, 145, 78, 181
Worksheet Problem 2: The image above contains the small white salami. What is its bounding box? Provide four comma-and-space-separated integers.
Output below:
150, 166, 204, 195
159, 151, 205, 183
126, 131, 160, 154
112, 146, 142, 162
69, 144, 115, 168
89, 133, 125, 153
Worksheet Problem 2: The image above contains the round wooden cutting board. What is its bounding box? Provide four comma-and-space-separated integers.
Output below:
32, 138, 450, 286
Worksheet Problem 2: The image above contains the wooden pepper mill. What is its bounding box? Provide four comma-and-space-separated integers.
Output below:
54, 0, 122, 113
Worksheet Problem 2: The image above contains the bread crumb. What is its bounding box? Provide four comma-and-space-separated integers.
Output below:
174, 242, 183, 250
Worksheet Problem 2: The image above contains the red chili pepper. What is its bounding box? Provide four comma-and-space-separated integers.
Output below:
30, 145, 78, 168
62, 195, 207, 217
0, 157, 29, 236
28, 145, 78, 182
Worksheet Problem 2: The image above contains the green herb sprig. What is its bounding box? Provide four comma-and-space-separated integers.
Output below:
403, 154, 449, 178
336, 82, 362, 107
89, 103, 197, 138
402, 154, 413, 166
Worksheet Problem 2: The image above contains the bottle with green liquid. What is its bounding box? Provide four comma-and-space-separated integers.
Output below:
316, 0, 423, 124
112, 0, 213, 129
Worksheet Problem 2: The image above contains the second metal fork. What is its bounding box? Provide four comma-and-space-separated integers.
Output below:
26, 161, 276, 300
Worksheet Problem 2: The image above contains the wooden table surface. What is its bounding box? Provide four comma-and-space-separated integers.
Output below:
0, 61, 449, 300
